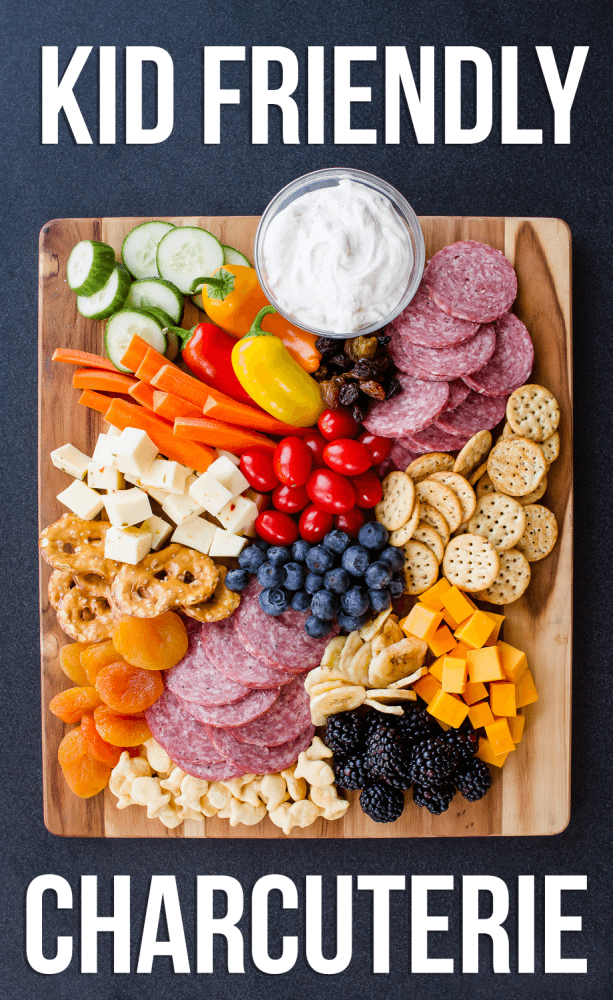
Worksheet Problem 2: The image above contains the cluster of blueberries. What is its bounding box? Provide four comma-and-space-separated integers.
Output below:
225, 522, 405, 638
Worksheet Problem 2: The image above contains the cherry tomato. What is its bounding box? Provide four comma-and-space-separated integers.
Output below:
255, 510, 299, 546
357, 431, 392, 465
318, 406, 360, 441
305, 468, 356, 514
239, 449, 279, 492
334, 508, 365, 539
302, 431, 327, 468
323, 438, 372, 476
273, 437, 312, 487
299, 505, 334, 542
272, 483, 310, 514
350, 470, 383, 508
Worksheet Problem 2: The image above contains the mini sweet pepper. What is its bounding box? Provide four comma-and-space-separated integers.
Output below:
165, 320, 254, 406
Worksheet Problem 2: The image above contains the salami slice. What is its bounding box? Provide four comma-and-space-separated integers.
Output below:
388, 437, 420, 471
171, 753, 245, 782
180, 684, 280, 728
393, 277, 480, 347
208, 722, 315, 774
463, 312, 534, 397
165, 634, 254, 707
446, 379, 471, 411
362, 373, 449, 438
231, 677, 312, 747
201, 617, 291, 689
233, 580, 339, 671
407, 424, 469, 454
392, 324, 497, 380
145, 689, 226, 765
425, 241, 517, 323
436, 390, 508, 436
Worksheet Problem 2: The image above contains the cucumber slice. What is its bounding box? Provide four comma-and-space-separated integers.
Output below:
124, 277, 184, 324
140, 306, 175, 329
76, 264, 132, 321
157, 226, 224, 295
105, 308, 167, 373
122, 221, 176, 280
67, 240, 116, 295
191, 244, 250, 308
164, 327, 179, 362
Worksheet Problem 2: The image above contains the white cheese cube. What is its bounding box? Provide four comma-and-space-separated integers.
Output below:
206, 455, 249, 499
162, 492, 205, 525
50, 443, 91, 480
139, 459, 189, 496
92, 433, 118, 467
146, 485, 172, 505
209, 527, 249, 558
87, 462, 125, 492
56, 480, 105, 520
140, 515, 173, 551
103, 422, 122, 437
111, 428, 158, 477
189, 472, 233, 516
104, 525, 152, 564
184, 473, 199, 494
217, 496, 259, 536
171, 516, 217, 555
215, 448, 240, 467
103, 487, 152, 528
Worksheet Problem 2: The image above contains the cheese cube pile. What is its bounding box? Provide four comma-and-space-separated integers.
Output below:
401, 577, 538, 768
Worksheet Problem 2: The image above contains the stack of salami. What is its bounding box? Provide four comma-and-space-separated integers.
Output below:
145, 581, 335, 780
363, 241, 534, 468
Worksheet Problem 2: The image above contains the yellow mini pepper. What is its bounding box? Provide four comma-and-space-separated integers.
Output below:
231, 306, 324, 427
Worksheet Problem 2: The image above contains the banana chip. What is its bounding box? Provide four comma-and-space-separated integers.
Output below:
359, 607, 393, 641
363, 699, 404, 715
368, 636, 428, 688
346, 639, 372, 686
309, 679, 348, 698
320, 636, 347, 669
338, 632, 364, 675
365, 689, 417, 702
309, 685, 366, 727
389, 667, 425, 689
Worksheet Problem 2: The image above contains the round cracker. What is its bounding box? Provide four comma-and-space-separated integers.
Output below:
487, 438, 547, 497
497, 475, 548, 505
412, 521, 445, 564
415, 479, 463, 532
428, 470, 477, 523
442, 533, 500, 593
476, 547, 531, 605
506, 384, 560, 442
406, 452, 454, 482
467, 492, 526, 552
402, 540, 439, 595
389, 499, 421, 547
476, 471, 496, 500
375, 471, 416, 530
540, 431, 560, 465
515, 504, 558, 561
419, 501, 450, 546
468, 461, 488, 487
453, 430, 492, 477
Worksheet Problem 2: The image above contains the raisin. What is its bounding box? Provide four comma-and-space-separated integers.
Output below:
351, 402, 366, 424
113, 611, 188, 672
338, 382, 359, 405
315, 336, 338, 358
344, 336, 378, 361
360, 380, 387, 400
385, 378, 403, 400
95, 661, 164, 714
49, 686, 102, 724
319, 380, 341, 409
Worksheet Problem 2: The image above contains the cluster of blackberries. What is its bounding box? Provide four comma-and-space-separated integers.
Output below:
226, 522, 405, 637
325, 704, 491, 822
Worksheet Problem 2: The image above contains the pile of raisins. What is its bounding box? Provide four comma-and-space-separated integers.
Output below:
313, 334, 402, 423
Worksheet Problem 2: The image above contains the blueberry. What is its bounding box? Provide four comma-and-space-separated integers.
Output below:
341, 544, 370, 576
305, 615, 332, 638
311, 590, 340, 620
257, 562, 286, 589
365, 560, 393, 590
283, 561, 305, 591
369, 587, 392, 613
292, 539, 312, 563
305, 572, 325, 595
358, 521, 389, 550
225, 568, 251, 592
291, 590, 312, 612
378, 545, 406, 573
258, 587, 290, 616
238, 544, 267, 573
253, 538, 270, 553
337, 611, 369, 633
306, 544, 334, 574
389, 573, 405, 599
323, 529, 350, 555
267, 545, 293, 567
341, 585, 369, 617
324, 566, 351, 594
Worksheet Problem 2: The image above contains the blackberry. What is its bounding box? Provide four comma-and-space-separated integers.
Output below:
364, 725, 412, 790
455, 758, 492, 802
408, 738, 458, 784
395, 702, 440, 747
444, 725, 479, 761
360, 783, 405, 823
413, 780, 456, 815
324, 711, 364, 756
333, 755, 369, 790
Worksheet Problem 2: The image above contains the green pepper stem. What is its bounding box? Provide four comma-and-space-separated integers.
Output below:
189, 268, 235, 300
164, 325, 196, 349
247, 305, 276, 338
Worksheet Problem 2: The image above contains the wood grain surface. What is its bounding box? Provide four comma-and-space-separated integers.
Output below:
39, 215, 572, 838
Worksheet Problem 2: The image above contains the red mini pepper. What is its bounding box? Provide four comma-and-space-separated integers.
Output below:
166, 322, 254, 407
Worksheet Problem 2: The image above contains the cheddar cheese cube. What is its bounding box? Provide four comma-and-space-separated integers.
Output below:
440, 586, 475, 628
484, 612, 506, 646
442, 657, 468, 694
463, 680, 488, 705
467, 646, 505, 683
484, 718, 516, 756
427, 689, 470, 728
508, 714, 525, 745
477, 737, 510, 767
515, 669, 539, 708
419, 578, 451, 611
428, 624, 457, 657
454, 611, 496, 650
496, 641, 528, 682
468, 701, 495, 729
453, 642, 471, 659
429, 656, 445, 682
401, 604, 443, 642
413, 673, 442, 705
489, 681, 517, 717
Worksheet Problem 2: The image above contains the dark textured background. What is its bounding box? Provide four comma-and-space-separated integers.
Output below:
1, 0, 612, 996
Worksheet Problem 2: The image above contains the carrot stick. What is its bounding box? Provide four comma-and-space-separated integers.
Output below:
135, 347, 179, 383
149, 364, 223, 408
128, 380, 157, 411
120, 335, 156, 373
72, 368, 137, 393
53, 348, 117, 372
201, 394, 310, 438
78, 389, 117, 415
153, 390, 202, 421
173, 417, 276, 455
102, 399, 215, 473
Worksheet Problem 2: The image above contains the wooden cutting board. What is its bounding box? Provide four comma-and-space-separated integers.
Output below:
39, 215, 572, 838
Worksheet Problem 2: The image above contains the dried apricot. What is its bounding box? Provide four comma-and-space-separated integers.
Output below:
57, 728, 111, 798
93, 705, 151, 747
95, 661, 164, 714
80, 639, 120, 684
59, 642, 91, 686
80, 712, 124, 768
49, 686, 102, 723
113, 611, 188, 671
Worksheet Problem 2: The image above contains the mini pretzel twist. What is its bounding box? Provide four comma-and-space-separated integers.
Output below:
181, 566, 241, 623
110, 543, 219, 618
39, 515, 119, 592
56, 588, 117, 642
